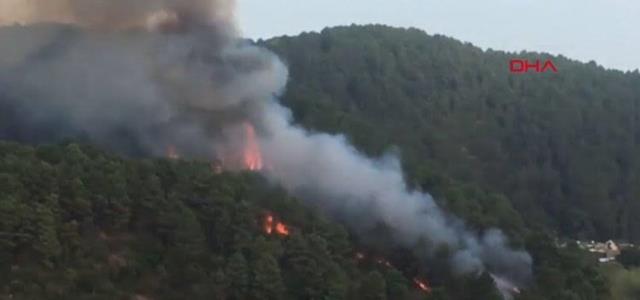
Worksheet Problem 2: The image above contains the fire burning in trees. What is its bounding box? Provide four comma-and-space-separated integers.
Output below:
164, 122, 264, 173
264, 215, 274, 235
355, 251, 431, 295
275, 222, 290, 235
263, 213, 290, 237
414, 278, 432, 294
0, 1, 533, 295
242, 122, 263, 171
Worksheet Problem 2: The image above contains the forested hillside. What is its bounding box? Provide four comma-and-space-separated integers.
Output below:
2, 24, 638, 300
262, 25, 640, 242
0, 141, 432, 299
0, 142, 612, 300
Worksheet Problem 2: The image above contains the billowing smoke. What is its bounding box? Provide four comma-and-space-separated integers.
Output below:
0, 0, 283, 157
0, 0, 236, 31
0, 0, 531, 293
258, 104, 532, 287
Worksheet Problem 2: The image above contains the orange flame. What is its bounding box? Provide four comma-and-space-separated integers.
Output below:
264, 215, 274, 235
263, 213, 289, 237
275, 222, 290, 236
242, 122, 263, 171
413, 278, 432, 294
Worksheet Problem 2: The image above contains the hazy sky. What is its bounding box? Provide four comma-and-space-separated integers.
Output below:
237, 0, 639, 71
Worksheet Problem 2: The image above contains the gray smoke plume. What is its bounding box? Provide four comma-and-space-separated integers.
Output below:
257, 103, 532, 288
0, 0, 236, 31
0, 0, 531, 293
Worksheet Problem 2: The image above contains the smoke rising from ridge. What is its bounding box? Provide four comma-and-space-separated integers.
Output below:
0, 0, 531, 292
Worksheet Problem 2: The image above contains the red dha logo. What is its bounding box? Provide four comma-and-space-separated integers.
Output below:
510, 59, 558, 73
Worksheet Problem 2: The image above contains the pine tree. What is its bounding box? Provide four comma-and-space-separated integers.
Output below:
324, 261, 349, 300
251, 254, 285, 300
210, 269, 228, 299
33, 203, 61, 265
384, 269, 409, 299
226, 252, 249, 300
357, 271, 387, 300
285, 233, 323, 299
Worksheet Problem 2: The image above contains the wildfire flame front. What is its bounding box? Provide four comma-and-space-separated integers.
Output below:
264, 215, 274, 235
242, 122, 263, 171
275, 222, 290, 235
263, 213, 290, 237
414, 278, 432, 294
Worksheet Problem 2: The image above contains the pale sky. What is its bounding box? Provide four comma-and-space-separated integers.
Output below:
237, 0, 639, 71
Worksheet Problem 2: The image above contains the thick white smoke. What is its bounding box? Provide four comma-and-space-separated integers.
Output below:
0, 0, 532, 293
255, 100, 532, 287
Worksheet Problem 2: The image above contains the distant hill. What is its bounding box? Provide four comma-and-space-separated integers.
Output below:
262, 24, 640, 242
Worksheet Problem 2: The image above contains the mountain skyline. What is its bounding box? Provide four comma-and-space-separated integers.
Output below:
237, 0, 640, 72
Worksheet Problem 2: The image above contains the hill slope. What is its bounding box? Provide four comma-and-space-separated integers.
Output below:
263, 25, 640, 242
0, 141, 612, 300
0, 24, 631, 299
0, 141, 442, 299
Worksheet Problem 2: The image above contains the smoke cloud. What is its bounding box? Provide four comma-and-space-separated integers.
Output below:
0, 0, 236, 31
0, 0, 531, 293
258, 104, 532, 287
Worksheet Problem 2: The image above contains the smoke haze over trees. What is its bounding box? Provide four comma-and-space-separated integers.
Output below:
0, 3, 637, 300
263, 25, 640, 244
0, 142, 610, 299
0, 0, 534, 291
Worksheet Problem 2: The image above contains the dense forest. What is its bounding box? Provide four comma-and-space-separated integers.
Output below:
0, 141, 614, 299
0, 141, 424, 299
1, 24, 640, 299
262, 25, 640, 242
